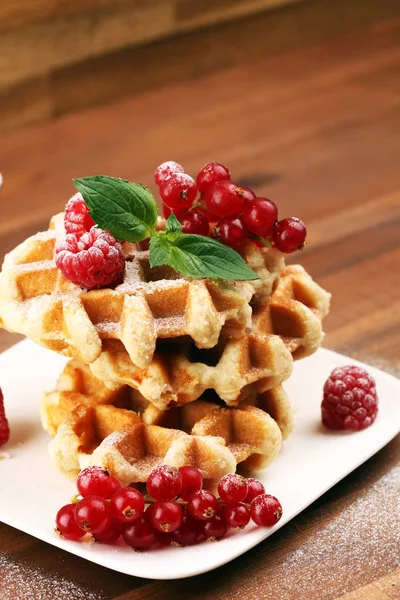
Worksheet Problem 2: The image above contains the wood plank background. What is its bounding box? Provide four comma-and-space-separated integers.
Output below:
1, 0, 400, 132
0, 15, 399, 600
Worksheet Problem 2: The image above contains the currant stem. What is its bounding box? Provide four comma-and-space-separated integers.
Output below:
255, 236, 272, 249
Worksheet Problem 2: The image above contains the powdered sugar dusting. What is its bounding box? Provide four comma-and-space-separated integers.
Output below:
239, 463, 400, 600
0, 554, 103, 600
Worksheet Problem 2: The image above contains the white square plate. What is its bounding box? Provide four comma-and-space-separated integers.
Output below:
1, 340, 399, 580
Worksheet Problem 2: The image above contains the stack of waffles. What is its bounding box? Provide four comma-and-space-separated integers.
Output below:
0, 213, 330, 489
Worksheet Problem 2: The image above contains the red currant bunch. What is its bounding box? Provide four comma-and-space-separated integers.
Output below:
55, 465, 282, 550
154, 159, 307, 253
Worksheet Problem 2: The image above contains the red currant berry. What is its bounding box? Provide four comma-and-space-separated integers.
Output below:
178, 466, 203, 501
196, 162, 231, 194
218, 474, 248, 504
243, 478, 265, 504
149, 501, 183, 533
154, 161, 184, 187
162, 203, 186, 219
187, 490, 219, 521
171, 512, 201, 546
55, 504, 86, 540
214, 216, 247, 249
240, 187, 256, 203
77, 466, 121, 499
203, 514, 228, 541
146, 465, 182, 502
160, 173, 197, 211
243, 198, 278, 238
122, 518, 159, 550
179, 210, 209, 236
74, 496, 112, 534
111, 488, 144, 523
204, 181, 246, 217
272, 217, 307, 253
93, 518, 122, 543
162, 203, 172, 219
224, 504, 250, 529
250, 494, 283, 527
143, 503, 156, 523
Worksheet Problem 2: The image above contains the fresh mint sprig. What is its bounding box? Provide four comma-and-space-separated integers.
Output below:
151, 214, 259, 281
73, 176, 259, 281
74, 176, 158, 243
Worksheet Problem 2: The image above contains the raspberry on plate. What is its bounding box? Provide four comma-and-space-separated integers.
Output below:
0, 389, 10, 447
55, 227, 125, 289
321, 366, 378, 431
64, 193, 95, 237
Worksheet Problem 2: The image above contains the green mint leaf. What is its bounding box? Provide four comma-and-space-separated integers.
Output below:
149, 232, 259, 281
165, 213, 182, 238
73, 175, 158, 242
149, 233, 171, 268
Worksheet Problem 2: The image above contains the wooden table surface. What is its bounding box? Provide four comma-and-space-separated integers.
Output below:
0, 17, 399, 600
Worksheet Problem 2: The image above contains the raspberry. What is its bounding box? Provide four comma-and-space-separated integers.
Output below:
0, 389, 10, 447
55, 227, 125, 289
64, 193, 95, 237
321, 366, 378, 431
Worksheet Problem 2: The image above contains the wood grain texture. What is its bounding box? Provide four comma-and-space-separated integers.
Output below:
1, 0, 400, 132
338, 571, 400, 600
0, 0, 303, 86
0, 18, 399, 600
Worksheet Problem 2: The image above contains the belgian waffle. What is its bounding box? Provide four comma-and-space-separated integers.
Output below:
88, 265, 329, 409
41, 360, 291, 488
252, 264, 331, 359
0, 214, 284, 368
89, 332, 293, 409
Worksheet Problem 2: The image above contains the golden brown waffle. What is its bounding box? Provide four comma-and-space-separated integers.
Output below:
252, 265, 331, 359
89, 332, 293, 409
0, 214, 284, 368
41, 360, 291, 488
88, 265, 329, 409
